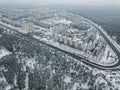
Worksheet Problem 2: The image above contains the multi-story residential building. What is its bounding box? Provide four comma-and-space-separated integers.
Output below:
22, 21, 34, 33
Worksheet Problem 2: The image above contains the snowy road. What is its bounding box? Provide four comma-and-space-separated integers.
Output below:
0, 22, 120, 71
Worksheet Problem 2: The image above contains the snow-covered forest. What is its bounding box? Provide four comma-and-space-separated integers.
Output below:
0, 27, 117, 90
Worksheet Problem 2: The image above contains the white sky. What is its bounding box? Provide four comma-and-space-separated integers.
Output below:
1, 0, 120, 5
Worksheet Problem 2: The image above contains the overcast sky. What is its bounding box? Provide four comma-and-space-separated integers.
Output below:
0, 0, 120, 5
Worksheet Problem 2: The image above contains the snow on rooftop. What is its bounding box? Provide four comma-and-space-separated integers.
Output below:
59, 19, 72, 24
41, 18, 72, 25
33, 35, 41, 39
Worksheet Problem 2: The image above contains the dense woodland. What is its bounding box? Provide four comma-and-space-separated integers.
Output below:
98, 19, 120, 44
62, 5, 120, 44
0, 28, 112, 90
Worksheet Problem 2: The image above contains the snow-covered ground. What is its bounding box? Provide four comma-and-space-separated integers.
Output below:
90, 21, 120, 52
0, 48, 11, 59
100, 45, 117, 65
64, 75, 71, 83
92, 68, 119, 90
72, 83, 79, 90
0, 20, 119, 67
24, 72, 29, 90
24, 57, 37, 70
1, 10, 120, 90
34, 25, 47, 31
0, 21, 28, 34
33, 35, 41, 39
36, 36, 118, 66
0, 66, 13, 90
41, 17, 72, 25
106, 71, 120, 90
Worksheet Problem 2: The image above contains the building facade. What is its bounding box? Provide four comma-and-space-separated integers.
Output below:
22, 21, 34, 33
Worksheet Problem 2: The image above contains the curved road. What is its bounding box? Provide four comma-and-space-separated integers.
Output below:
0, 22, 120, 71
